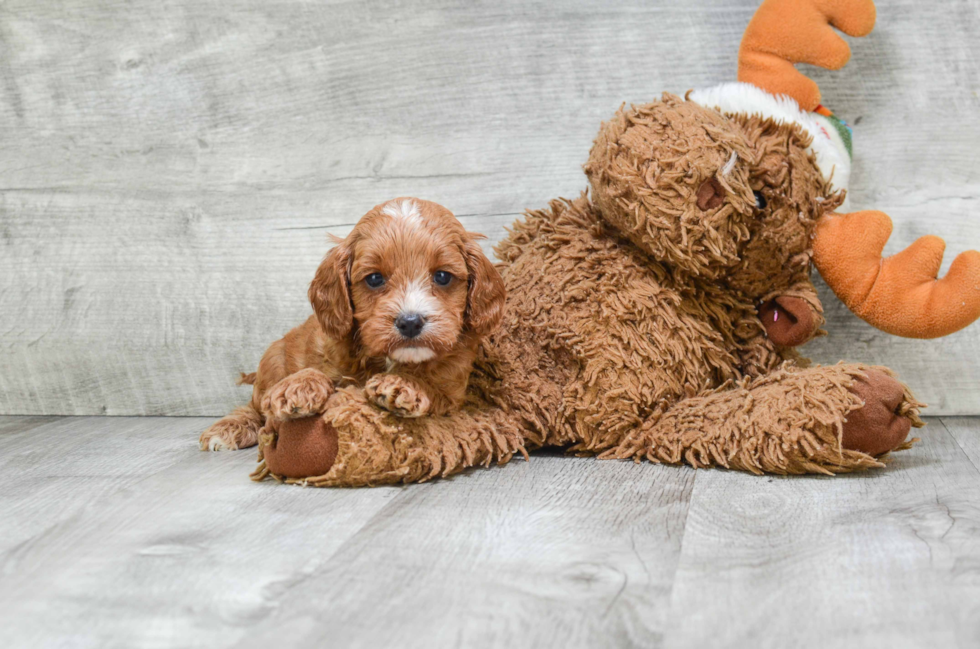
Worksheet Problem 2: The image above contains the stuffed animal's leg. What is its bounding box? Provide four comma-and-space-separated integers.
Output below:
605, 364, 924, 475
253, 387, 528, 487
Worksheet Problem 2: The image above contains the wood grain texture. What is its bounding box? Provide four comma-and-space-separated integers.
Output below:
2, 415, 980, 648
2, 0, 979, 416
941, 416, 980, 473
0, 416, 401, 648
239, 452, 696, 649
664, 421, 980, 648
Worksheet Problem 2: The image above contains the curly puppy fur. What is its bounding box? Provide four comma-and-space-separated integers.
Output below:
255, 95, 923, 485
200, 198, 505, 451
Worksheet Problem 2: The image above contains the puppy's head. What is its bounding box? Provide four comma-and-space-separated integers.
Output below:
309, 198, 506, 363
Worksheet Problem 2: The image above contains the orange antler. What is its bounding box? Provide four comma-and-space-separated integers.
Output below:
813, 211, 980, 338
738, 0, 877, 111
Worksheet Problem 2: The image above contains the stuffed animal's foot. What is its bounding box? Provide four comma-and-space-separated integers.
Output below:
259, 415, 339, 479
365, 374, 431, 417
842, 369, 917, 456
199, 405, 263, 451
262, 368, 335, 421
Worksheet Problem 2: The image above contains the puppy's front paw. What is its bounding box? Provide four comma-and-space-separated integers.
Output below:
199, 406, 264, 451
365, 374, 431, 418
262, 368, 335, 421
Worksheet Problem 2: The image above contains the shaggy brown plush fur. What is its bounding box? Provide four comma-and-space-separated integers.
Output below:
250, 93, 925, 486
255, 386, 528, 487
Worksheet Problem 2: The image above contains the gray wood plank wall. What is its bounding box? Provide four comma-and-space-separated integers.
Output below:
2, 0, 979, 416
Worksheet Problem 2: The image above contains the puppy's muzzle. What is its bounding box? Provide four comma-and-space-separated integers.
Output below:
395, 313, 426, 339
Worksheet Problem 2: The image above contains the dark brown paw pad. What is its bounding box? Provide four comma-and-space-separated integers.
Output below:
261, 415, 339, 479
842, 370, 912, 456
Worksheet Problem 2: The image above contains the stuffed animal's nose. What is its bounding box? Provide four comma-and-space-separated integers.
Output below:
395, 313, 426, 339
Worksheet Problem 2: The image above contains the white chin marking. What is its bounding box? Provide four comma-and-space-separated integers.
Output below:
389, 347, 436, 363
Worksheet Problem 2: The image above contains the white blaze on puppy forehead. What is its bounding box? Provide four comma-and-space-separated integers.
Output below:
382, 199, 423, 227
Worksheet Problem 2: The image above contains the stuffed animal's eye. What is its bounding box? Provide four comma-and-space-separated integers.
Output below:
433, 270, 453, 286
364, 273, 385, 289
754, 191, 767, 210
696, 177, 725, 211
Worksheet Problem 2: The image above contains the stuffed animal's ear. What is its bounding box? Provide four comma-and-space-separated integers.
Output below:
309, 239, 355, 340
462, 235, 506, 337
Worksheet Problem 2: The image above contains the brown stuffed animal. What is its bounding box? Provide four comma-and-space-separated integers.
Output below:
247, 0, 980, 486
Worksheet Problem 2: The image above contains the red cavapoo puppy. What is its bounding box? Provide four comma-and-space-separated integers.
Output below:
200, 197, 506, 451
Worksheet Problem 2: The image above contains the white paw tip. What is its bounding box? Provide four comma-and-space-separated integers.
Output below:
206, 436, 234, 451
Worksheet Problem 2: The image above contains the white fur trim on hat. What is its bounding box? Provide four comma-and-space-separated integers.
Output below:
688, 82, 851, 197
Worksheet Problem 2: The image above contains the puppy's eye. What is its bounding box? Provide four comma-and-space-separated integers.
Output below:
364, 273, 385, 289
433, 270, 453, 286
754, 191, 767, 210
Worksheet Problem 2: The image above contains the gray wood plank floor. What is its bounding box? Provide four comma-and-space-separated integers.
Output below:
2, 416, 978, 648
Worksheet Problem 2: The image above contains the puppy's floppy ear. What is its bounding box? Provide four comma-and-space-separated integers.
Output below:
309, 236, 355, 340
462, 234, 506, 337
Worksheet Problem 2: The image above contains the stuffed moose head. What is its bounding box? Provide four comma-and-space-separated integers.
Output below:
246, 0, 980, 486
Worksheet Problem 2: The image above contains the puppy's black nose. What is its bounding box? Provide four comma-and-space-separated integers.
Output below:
395, 313, 425, 339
